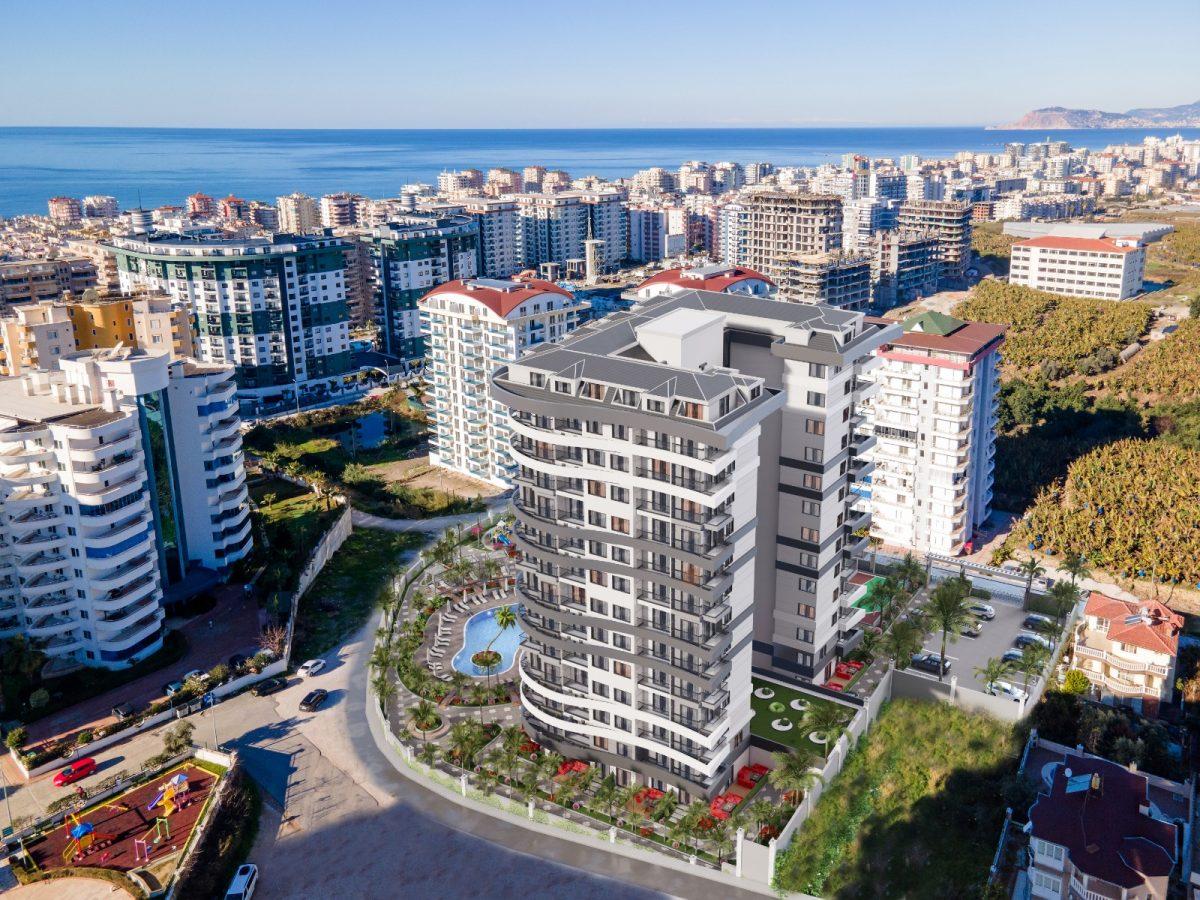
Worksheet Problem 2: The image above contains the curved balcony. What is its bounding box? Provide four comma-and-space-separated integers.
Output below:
84, 510, 153, 549
75, 474, 144, 505
72, 450, 143, 486
27, 614, 76, 638
23, 571, 71, 596
67, 429, 139, 462
23, 591, 74, 615
96, 611, 163, 651
86, 530, 155, 571
92, 573, 159, 611
17, 551, 69, 577
96, 595, 161, 629
92, 552, 157, 588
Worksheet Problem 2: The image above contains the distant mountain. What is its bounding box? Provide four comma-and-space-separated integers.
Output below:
994, 100, 1200, 130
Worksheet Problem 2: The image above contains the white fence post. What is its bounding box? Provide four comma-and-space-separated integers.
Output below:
527, 799, 534, 819
460, 773, 468, 797
735, 827, 744, 876
767, 836, 777, 882
609, 825, 616, 844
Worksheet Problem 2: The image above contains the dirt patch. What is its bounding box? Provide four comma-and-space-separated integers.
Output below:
365, 455, 505, 499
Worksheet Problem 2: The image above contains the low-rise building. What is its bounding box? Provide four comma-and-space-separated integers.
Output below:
420, 278, 584, 488
1009, 235, 1146, 300
48, 196, 82, 225
1071, 593, 1181, 714
631, 264, 774, 300
0, 257, 98, 306
0, 300, 75, 374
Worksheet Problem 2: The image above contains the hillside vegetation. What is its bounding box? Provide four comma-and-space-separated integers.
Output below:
953, 280, 1150, 376
1022, 438, 1200, 584
1109, 318, 1200, 401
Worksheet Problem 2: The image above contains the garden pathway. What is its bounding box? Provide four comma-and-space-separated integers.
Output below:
351, 494, 511, 535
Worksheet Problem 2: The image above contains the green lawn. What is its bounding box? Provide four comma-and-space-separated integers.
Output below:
293, 528, 428, 661
749, 678, 851, 759
774, 699, 1021, 899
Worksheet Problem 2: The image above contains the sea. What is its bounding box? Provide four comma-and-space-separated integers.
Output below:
2, 125, 1200, 218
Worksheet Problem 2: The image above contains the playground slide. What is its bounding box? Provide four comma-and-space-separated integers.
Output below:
147, 790, 165, 811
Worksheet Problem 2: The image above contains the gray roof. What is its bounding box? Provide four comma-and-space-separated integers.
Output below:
1001, 221, 1174, 242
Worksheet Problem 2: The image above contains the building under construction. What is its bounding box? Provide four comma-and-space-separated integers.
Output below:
871, 230, 940, 309
777, 252, 871, 310
896, 199, 972, 286
743, 190, 843, 285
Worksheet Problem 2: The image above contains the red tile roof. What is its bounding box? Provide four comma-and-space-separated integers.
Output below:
1029, 755, 1176, 890
1084, 592, 1181, 657
884, 321, 1006, 358
420, 278, 572, 318
637, 266, 774, 293
1014, 235, 1141, 254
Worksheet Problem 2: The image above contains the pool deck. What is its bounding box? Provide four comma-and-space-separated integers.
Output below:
420, 586, 521, 684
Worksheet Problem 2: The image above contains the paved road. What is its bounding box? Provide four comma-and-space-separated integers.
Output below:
350, 494, 511, 535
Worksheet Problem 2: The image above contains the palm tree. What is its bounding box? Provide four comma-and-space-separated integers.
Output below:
449, 670, 471, 704
883, 619, 924, 668
1062, 552, 1092, 587
469, 683, 490, 723
1016, 644, 1051, 693
895, 552, 926, 593
801, 704, 849, 745
747, 798, 775, 842
481, 604, 517, 694
867, 535, 884, 573
767, 748, 823, 804
858, 628, 882, 661
447, 720, 481, 769
1048, 581, 1080, 628
616, 783, 641, 829
1019, 557, 1046, 609
500, 724, 525, 755
417, 742, 439, 768
990, 543, 1015, 567
594, 773, 620, 824
926, 578, 972, 681
652, 791, 678, 823
678, 800, 709, 855
711, 819, 735, 865
538, 752, 564, 799
408, 699, 439, 744
974, 657, 1012, 694
372, 672, 397, 717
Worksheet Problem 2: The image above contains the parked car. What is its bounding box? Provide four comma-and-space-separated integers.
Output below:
299, 689, 328, 712
163, 680, 185, 697
224, 863, 259, 900
1014, 632, 1053, 651
53, 757, 96, 787
960, 620, 983, 638
297, 659, 326, 678
183, 669, 209, 683
1002, 649, 1025, 664
252, 676, 287, 697
1023, 614, 1055, 633
990, 680, 1029, 703
910, 652, 951, 676
967, 602, 995, 620
111, 702, 135, 720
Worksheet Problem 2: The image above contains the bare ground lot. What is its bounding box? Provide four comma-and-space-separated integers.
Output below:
366, 455, 506, 499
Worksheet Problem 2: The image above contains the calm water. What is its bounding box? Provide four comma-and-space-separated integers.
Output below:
452, 605, 526, 677
3, 126, 1200, 217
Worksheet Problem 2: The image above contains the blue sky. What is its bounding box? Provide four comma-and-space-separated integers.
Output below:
3, 0, 1196, 128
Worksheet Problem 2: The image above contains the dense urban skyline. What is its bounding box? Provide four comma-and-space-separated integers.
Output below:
3, 0, 1197, 128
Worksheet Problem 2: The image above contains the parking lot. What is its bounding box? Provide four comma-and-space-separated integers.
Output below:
914, 593, 1060, 696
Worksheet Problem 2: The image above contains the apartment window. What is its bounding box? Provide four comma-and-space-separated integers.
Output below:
796, 628, 814, 643
799, 526, 819, 542
587, 449, 605, 466
801, 500, 820, 516
1032, 839, 1064, 862
587, 480, 606, 497
808, 363, 827, 378
802, 473, 823, 491
589, 570, 607, 587
1030, 871, 1061, 894
805, 418, 825, 435
799, 578, 817, 594
804, 446, 824, 463
610, 486, 628, 503
613, 661, 631, 678
588, 511, 605, 527
609, 455, 628, 472
798, 603, 816, 618
806, 391, 826, 407
613, 634, 631, 651
678, 401, 704, 420
612, 575, 630, 592
554, 380, 572, 393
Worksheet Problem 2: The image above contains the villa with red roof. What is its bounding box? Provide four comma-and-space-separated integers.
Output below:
631, 264, 774, 300
1025, 748, 1182, 899
1070, 592, 1182, 714
1009, 234, 1146, 300
419, 277, 586, 487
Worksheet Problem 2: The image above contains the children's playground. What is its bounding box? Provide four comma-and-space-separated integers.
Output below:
25, 762, 219, 880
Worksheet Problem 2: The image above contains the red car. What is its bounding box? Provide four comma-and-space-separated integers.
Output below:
53, 757, 96, 787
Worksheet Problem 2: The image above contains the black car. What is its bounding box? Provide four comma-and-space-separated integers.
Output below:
910, 652, 951, 676
299, 689, 328, 712
251, 676, 287, 697
111, 702, 135, 720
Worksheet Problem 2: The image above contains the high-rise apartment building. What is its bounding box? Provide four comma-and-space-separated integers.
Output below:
776, 253, 871, 310
275, 192, 319, 233
247, 201, 279, 230
841, 198, 898, 254
485, 168, 523, 195
743, 191, 843, 286
871, 231, 940, 308
0, 348, 250, 669
82, 196, 120, 219
48, 196, 83, 225
896, 200, 972, 285
61, 290, 196, 360
219, 196, 249, 222
867, 311, 1002, 555
420, 278, 585, 488
185, 193, 215, 218
494, 288, 896, 798
364, 216, 479, 363
320, 193, 362, 228
463, 198, 522, 278
517, 193, 588, 272
0, 258, 98, 306
627, 206, 683, 263
438, 169, 484, 196
579, 188, 628, 272
1009, 236, 1145, 300
108, 232, 352, 413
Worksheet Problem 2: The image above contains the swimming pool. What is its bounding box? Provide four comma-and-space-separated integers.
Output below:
451, 605, 526, 676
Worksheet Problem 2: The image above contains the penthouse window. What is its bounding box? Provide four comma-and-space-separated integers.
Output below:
581, 382, 604, 400
677, 401, 704, 420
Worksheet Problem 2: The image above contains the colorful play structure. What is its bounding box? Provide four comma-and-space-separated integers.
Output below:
133, 817, 171, 863
61, 812, 115, 864
134, 772, 191, 862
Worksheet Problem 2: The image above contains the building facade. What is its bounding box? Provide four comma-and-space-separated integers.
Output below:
743, 191, 843, 286
896, 200, 972, 285
867, 311, 1003, 556
420, 278, 585, 488
364, 216, 479, 363
0, 300, 76, 375
275, 193, 319, 233
871, 231, 940, 309
1009, 236, 1145, 300
109, 232, 353, 414
0, 258, 98, 306
1071, 593, 1181, 713
776, 253, 871, 309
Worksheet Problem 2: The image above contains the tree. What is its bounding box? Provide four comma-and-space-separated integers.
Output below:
616, 783, 642, 829
259, 624, 287, 657
481, 605, 517, 694
651, 791, 678, 823
895, 553, 926, 593
499, 724, 525, 755
800, 704, 849, 745
1018, 557, 1046, 608
372, 671, 397, 717
1062, 669, 1092, 695
5, 727, 27, 750
1016, 644, 1051, 693
1061, 552, 1092, 587
447, 721, 481, 769
28, 688, 49, 710
449, 670, 471, 704
469, 683, 490, 723
594, 773, 620, 824
883, 620, 924, 668
162, 721, 195, 756
711, 819, 735, 865
408, 699, 439, 744
990, 543, 1015, 567
926, 578, 972, 681
867, 535, 884, 574
747, 799, 775, 841
767, 748, 823, 804
538, 752, 565, 799
975, 657, 1012, 694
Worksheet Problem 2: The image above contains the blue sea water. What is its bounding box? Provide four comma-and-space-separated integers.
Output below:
2, 126, 1199, 218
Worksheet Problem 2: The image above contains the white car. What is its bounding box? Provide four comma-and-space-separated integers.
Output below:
967, 602, 995, 620
297, 659, 326, 678
991, 680, 1029, 703
225, 863, 258, 900
183, 669, 209, 683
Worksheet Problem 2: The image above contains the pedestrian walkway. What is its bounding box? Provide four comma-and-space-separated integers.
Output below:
351, 495, 511, 535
